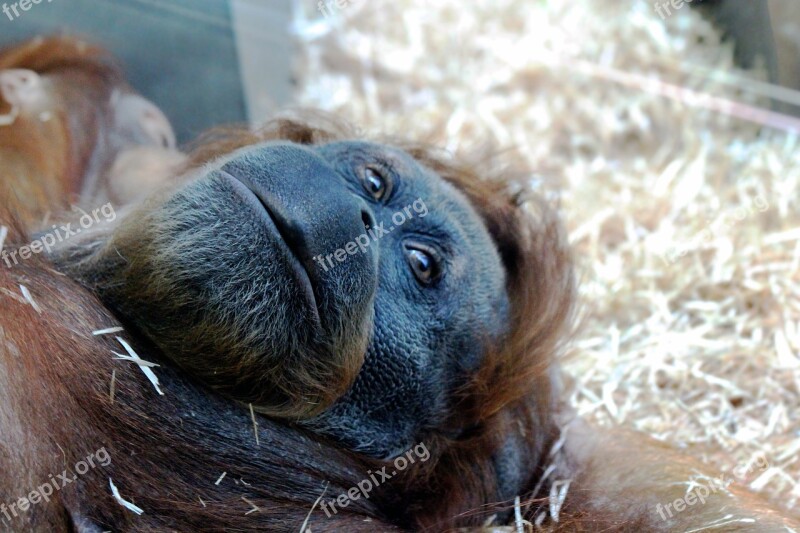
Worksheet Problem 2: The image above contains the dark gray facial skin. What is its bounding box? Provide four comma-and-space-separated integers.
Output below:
302, 141, 510, 458
52, 140, 511, 459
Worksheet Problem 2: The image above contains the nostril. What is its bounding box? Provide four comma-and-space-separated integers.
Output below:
361, 209, 375, 231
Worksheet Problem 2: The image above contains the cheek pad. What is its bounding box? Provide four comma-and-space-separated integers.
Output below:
350, 304, 437, 419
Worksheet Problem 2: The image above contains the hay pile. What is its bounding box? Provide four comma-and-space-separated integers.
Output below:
292, 0, 800, 511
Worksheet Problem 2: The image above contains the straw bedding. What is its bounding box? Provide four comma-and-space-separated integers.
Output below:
292, 0, 800, 513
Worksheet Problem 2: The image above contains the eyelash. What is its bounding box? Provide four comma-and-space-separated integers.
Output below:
403, 241, 444, 286
360, 163, 394, 202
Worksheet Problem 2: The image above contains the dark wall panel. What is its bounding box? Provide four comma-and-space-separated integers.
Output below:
0, 0, 247, 143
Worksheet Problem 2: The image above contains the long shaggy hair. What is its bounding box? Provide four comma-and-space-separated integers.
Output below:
1, 110, 576, 530
182, 111, 577, 526
189, 110, 575, 421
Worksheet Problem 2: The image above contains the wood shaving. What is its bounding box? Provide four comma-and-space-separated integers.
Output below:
93, 327, 125, 336
115, 337, 163, 395
109, 478, 144, 515
293, 0, 800, 512
19, 285, 41, 314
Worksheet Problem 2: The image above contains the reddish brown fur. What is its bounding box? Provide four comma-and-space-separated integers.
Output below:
2, 109, 799, 531
0, 114, 575, 531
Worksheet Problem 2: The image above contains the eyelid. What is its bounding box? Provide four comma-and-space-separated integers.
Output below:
402, 233, 450, 261
403, 240, 445, 283
403, 240, 441, 259
361, 162, 395, 202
